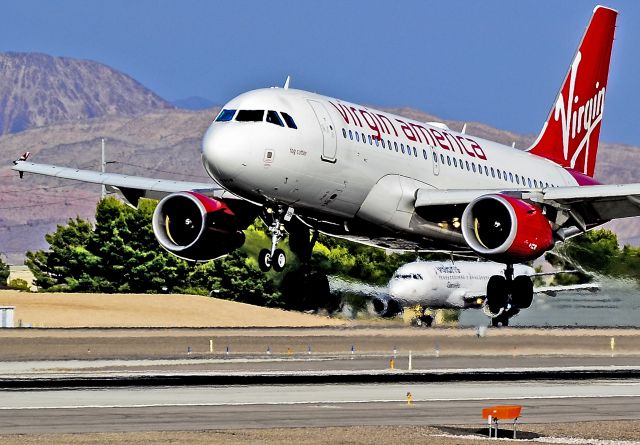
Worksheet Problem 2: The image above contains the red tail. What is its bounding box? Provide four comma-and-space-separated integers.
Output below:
527, 6, 617, 177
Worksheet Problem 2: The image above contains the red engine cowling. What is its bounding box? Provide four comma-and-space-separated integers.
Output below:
152, 191, 245, 261
460, 194, 554, 262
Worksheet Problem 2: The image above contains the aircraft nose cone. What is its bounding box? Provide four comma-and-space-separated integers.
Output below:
201, 124, 244, 182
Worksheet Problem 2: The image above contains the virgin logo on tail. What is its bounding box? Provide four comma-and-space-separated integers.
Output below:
528, 6, 616, 179
553, 51, 606, 172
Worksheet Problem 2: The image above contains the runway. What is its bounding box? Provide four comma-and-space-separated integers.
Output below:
1, 380, 639, 434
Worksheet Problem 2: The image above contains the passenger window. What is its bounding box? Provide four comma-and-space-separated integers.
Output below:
503, 170, 508, 181
382, 139, 386, 148
400, 144, 405, 154
509, 172, 513, 182
491, 167, 495, 178
349, 130, 353, 140
533, 179, 538, 188
281, 112, 297, 129
368, 135, 372, 145
440, 154, 445, 164
453, 157, 457, 167
433, 152, 437, 162
356, 132, 360, 142
516, 175, 520, 185
375, 137, 379, 147
497, 169, 502, 180
342, 128, 347, 138
236, 110, 265, 122
447, 156, 451, 166
484, 166, 489, 176
413, 147, 417, 157
394, 142, 398, 152
466, 161, 470, 171
459, 159, 464, 170
472, 163, 476, 173
423, 149, 428, 160
362, 133, 366, 143
266, 110, 284, 127
215, 109, 236, 122
388, 140, 392, 150
528, 178, 532, 188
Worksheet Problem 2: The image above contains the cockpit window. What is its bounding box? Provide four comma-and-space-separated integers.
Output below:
235, 110, 265, 122
215, 109, 236, 122
281, 112, 297, 129
266, 110, 284, 127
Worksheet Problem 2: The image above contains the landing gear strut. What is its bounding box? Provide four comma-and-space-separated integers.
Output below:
258, 206, 287, 272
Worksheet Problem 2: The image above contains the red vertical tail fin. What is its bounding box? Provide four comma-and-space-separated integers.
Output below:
527, 6, 617, 177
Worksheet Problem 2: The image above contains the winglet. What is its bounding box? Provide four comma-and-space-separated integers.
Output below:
283, 75, 291, 90
13, 152, 30, 178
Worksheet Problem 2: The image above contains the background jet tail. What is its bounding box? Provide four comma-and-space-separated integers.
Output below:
527, 5, 617, 178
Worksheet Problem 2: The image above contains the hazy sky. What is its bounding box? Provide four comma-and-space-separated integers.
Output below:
1, 1, 639, 145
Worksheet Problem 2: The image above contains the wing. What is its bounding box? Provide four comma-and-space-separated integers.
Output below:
534, 282, 600, 297
12, 160, 240, 206
415, 184, 640, 237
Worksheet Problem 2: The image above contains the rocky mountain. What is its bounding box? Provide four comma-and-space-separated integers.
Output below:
0, 52, 173, 135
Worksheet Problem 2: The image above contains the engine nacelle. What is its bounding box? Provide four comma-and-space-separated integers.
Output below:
372, 297, 402, 318
461, 194, 554, 262
152, 191, 245, 261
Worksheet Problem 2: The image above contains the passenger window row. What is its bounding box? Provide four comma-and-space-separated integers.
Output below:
215, 109, 297, 129
341, 127, 557, 188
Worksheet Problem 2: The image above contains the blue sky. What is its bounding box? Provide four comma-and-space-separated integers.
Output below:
1, 1, 639, 145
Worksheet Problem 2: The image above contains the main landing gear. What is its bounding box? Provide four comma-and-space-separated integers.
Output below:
258, 206, 288, 272
485, 264, 534, 328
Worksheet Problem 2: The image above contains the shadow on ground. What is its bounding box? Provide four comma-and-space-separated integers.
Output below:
437, 425, 543, 440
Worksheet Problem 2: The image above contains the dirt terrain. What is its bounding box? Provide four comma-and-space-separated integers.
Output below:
2, 422, 640, 445
0, 290, 344, 328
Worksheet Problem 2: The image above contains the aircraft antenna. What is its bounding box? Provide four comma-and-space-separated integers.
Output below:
283, 76, 291, 90
461, 123, 467, 134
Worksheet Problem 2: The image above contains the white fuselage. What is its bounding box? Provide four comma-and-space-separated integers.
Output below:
201, 88, 580, 248
388, 261, 534, 309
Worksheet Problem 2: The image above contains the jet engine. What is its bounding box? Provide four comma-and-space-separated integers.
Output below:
372, 297, 402, 318
461, 194, 554, 262
152, 191, 246, 261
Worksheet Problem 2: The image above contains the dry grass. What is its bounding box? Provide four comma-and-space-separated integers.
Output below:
0, 290, 345, 328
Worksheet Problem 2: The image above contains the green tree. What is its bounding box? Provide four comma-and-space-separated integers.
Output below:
0, 255, 9, 287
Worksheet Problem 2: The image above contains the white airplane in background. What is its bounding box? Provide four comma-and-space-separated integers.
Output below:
372, 260, 597, 327
12, 6, 640, 318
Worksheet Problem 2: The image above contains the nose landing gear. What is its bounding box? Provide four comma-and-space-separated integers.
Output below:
258, 206, 288, 272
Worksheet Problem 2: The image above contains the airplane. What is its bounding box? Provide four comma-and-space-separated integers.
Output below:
11, 6, 640, 320
371, 260, 597, 327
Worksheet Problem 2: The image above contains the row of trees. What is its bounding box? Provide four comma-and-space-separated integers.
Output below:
23, 197, 421, 308
18, 197, 640, 308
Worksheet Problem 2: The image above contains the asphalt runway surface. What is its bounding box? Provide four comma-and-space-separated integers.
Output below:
1, 327, 640, 440
1, 380, 639, 434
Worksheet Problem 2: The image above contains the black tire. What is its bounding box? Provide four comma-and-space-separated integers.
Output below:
272, 249, 287, 272
513, 275, 534, 309
420, 315, 434, 327
486, 275, 507, 315
258, 249, 272, 272
491, 314, 509, 327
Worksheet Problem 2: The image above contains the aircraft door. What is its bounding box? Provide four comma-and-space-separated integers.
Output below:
429, 146, 440, 176
307, 100, 337, 163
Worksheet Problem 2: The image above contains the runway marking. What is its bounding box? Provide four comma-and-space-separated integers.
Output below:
1, 393, 639, 411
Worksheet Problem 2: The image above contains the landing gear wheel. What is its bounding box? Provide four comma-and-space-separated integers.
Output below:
486, 275, 507, 315
272, 249, 286, 272
513, 275, 534, 309
419, 314, 434, 327
491, 314, 509, 327
258, 249, 272, 272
